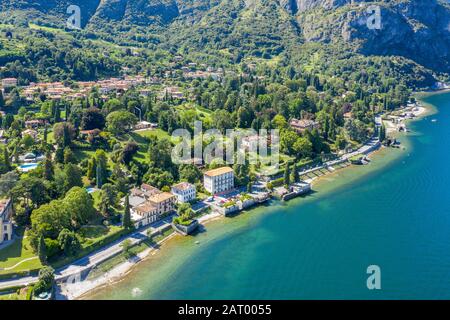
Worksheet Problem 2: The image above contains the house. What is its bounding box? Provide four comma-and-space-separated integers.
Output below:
131, 202, 158, 229
1, 78, 17, 89
0, 199, 14, 244
134, 121, 158, 131
148, 192, 176, 217
25, 119, 47, 129
22, 129, 38, 140
204, 167, 235, 195
241, 135, 261, 151
289, 119, 319, 133
171, 182, 196, 203
160, 86, 184, 100
126, 184, 162, 208
141, 184, 162, 198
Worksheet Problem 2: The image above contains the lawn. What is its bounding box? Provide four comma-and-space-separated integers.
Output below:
0, 230, 43, 276
50, 225, 125, 269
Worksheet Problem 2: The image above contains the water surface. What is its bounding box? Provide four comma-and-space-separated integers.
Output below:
88, 92, 450, 299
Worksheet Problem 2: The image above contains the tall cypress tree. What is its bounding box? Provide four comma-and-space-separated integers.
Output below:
122, 196, 132, 230
38, 236, 47, 265
43, 125, 48, 143
284, 163, 291, 187
96, 162, 103, 188
0, 91, 4, 109
3, 147, 10, 171
293, 163, 300, 183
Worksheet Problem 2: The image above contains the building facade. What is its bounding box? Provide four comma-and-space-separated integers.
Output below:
131, 202, 158, 229
204, 167, 235, 195
0, 199, 13, 244
148, 192, 177, 216
171, 182, 196, 203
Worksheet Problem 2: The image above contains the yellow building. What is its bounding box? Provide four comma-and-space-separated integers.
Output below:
148, 192, 176, 216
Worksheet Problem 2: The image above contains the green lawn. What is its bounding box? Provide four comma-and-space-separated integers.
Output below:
0, 230, 43, 276
132, 129, 170, 140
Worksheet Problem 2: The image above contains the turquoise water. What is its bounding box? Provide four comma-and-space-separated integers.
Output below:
89, 92, 450, 300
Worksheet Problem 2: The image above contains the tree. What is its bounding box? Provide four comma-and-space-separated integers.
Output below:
0, 171, 18, 196
379, 124, 386, 142
53, 122, 76, 148
58, 229, 81, 257
38, 235, 47, 265
177, 203, 192, 217
63, 164, 83, 194
284, 162, 291, 187
43, 155, 54, 181
55, 147, 64, 164
121, 140, 139, 165
3, 147, 10, 171
95, 150, 108, 186
31, 200, 71, 242
292, 163, 300, 183
33, 266, 55, 296
179, 164, 202, 184
11, 176, 50, 210
292, 137, 313, 159
0, 91, 4, 109
87, 156, 97, 181
120, 239, 134, 259
106, 111, 138, 135
247, 181, 252, 193
122, 196, 133, 229
272, 114, 288, 129
81, 107, 105, 130
64, 187, 95, 228
96, 163, 103, 188
63, 147, 76, 164
99, 184, 117, 217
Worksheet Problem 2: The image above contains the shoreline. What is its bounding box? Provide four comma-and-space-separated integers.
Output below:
65, 100, 433, 300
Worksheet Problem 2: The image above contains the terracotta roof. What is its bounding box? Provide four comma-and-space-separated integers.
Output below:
204, 167, 234, 177
172, 182, 195, 191
149, 192, 175, 204
135, 202, 157, 214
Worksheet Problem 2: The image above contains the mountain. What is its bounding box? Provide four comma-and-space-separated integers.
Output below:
1, 0, 450, 86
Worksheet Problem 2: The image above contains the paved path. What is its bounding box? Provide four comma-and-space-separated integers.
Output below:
0, 215, 175, 290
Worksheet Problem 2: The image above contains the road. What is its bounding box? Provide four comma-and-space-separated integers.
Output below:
0, 214, 175, 290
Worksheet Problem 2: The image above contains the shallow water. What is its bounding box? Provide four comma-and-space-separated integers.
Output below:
88, 92, 450, 300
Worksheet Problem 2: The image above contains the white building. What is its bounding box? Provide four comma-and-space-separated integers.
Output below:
131, 202, 158, 229
1, 78, 17, 89
0, 199, 13, 244
204, 167, 235, 195
171, 182, 196, 203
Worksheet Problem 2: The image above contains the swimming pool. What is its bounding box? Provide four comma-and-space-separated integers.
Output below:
86, 187, 98, 194
19, 163, 39, 172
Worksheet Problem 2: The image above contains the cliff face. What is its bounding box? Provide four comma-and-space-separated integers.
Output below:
1, 0, 450, 75
344, 0, 450, 72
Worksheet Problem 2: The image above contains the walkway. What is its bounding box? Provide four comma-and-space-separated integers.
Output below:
0, 214, 175, 290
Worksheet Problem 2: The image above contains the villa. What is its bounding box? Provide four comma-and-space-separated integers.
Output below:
290, 119, 319, 133
204, 167, 235, 195
126, 185, 175, 227
147, 192, 177, 217
171, 182, 196, 203
131, 202, 158, 229
22, 129, 39, 140
0, 199, 13, 244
